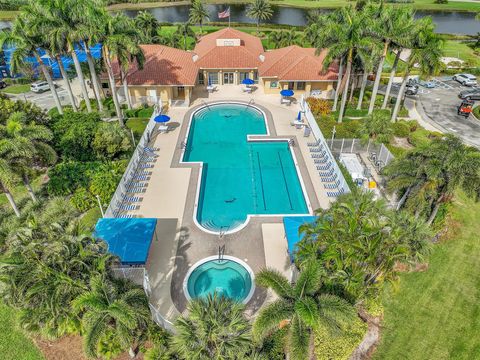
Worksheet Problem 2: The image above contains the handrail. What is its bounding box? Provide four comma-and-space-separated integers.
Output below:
200, 100, 211, 110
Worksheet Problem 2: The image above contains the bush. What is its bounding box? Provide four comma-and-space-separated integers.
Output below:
434, 0, 448, 3
89, 171, 123, 204
0, 93, 50, 125
92, 122, 133, 160
317, 115, 363, 139
392, 121, 411, 138
70, 187, 96, 212
306, 98, 331, 116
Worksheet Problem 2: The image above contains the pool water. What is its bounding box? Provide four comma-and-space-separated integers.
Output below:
183, 104, 309, 232
186, 259, 253, 302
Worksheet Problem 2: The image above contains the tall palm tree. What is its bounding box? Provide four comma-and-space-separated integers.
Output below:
176, 22, 195, 50
155, 30, 183, 49
356, 43, 381, 110
173, 294, 253, 359
0, 13, 64, 114
268, 29, 299, 48
135, 11, 160, 43
246, 0, 273, 34
1, 112, 57, 202
254, 261, 355, 360
0, 156, 20, 217
391, 17, 443, 121
73, 275, 150, 358
367, 5, 413, 115
189, 0, 209, 34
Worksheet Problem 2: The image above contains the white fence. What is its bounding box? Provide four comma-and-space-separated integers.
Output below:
300, 95, 350, 195
328, 139, 395, 170
104, 105, 162, 218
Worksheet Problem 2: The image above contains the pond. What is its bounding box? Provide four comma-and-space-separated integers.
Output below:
122, 4, 480, 35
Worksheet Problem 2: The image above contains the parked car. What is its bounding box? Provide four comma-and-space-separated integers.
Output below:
452, 73, 477, 87
0, 80, 7, 89
458, 89, 480, 101
405, 82, 419, 96
30, 81, 51, 93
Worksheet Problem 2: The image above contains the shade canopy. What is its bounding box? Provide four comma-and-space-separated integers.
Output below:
94, 218, 157, 265
280, 89, 294, 97
242, 78, 255, 85
154, 114, 171, 123
283, 216, 317, 261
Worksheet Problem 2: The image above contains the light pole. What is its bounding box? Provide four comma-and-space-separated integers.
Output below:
130, 128, 136, 147
331, 125, 336, 148
96, 194, 105, 218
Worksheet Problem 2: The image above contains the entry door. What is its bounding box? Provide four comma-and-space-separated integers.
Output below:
223, 72, 234, 84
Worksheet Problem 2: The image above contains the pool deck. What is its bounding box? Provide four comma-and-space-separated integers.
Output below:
124, 85, 334, 321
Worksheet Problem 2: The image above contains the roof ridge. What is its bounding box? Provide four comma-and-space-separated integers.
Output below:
260, 46, 297, 75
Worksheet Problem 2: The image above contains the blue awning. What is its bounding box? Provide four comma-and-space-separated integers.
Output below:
94, 218, 157, 265
283, 216, 317, 261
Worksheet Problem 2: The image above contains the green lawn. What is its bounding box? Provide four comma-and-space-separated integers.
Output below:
126, 117, 149, 138
0, 303, 43, 360
373, 191, 480, 359
1, 84, 31, 95
443, 40, 480, 67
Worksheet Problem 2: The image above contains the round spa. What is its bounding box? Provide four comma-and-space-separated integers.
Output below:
184, 256, 255, 304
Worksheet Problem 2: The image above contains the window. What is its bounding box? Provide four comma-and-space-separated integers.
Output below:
239, 72, 249, 82
296, 82, 306, 90
288, 82, 294, 90
208, 72, 219, 85
253, 71, 258, 81
270, 81, 278, 89
198, 72, 204, 85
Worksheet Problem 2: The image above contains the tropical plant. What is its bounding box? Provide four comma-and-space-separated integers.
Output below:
246, 0, 273, 33
253, 261, 356, 360
268, 29, 299, 48
359, 109, 393, 143
391, 17, 443, 121
73, 275, 151, 358
0, 93, 50, 125
155, 30, 183, 49
176, 22, 195, 50
135, 11, 160, 43
92, 122, 133, 160
0, 151, 21, 216
189, 0, 209, 34
384, 135, 480, 225
173, 293, 253, 359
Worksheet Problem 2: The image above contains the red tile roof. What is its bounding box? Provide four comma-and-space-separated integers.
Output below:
110, 45, 198, 86
259, 46, 339, 81
193, 28, 264, 69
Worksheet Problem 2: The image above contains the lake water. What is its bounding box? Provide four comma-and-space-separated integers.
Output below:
122, 4, 480, 35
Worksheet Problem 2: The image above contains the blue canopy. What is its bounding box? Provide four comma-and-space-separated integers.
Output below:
283, 216, 317, 261
242, 78, 254, 85
280, 89, 294, 97
154, 114, 171, 123
95, 218, 157, 265
297, 111, 302, 120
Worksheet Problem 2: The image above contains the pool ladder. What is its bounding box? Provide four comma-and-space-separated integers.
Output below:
244, 99, 255, 109
218, 245, 225, 261
181, 141, 187, 150
201, 100, 212, 111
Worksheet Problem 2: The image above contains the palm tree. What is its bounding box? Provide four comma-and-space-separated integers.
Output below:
176, 22, 195, 50
189, 0, 209, 34
135, 11, 160, 43
381, 46, 403, 109
0, 156, 20, 217
367, 5, 413, 115
173, 293, 253, 359
1, 112, 57, 202
73, 275, 150, 358
391, 17, 443, 121
0, 13, 64, 114
246, 0, 273, 33
268, 29, 299, 48
155, 30, 183, 49
254, 261, 355, 360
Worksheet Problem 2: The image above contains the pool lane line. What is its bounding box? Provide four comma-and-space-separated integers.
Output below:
256, 152, 267, 211
277, 151, 294, 210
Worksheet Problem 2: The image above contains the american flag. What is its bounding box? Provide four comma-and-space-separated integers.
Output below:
218, 7, 230, 19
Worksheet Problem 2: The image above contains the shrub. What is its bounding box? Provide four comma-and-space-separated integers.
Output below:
89, 171, 122, 204
92, 122, 133, 160
434, 0, 448, 3
0, 93, 50, 125
70, 187, 96, 212
392, 121, 411, 138
360, 110, 393, 144
307, 97, 332, 116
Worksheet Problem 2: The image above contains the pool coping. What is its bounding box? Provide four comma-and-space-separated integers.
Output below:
176, 101, 314, 235
182, 255, 256, 305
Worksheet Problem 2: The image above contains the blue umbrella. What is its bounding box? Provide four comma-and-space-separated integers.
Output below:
297, 111, 302, 121
154, 114, 171, 123
242, 78, 255, 85
280, 89, 294, 97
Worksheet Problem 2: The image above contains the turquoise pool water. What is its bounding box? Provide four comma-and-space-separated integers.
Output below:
183, 103, 309, 232
186, 259, 253, 302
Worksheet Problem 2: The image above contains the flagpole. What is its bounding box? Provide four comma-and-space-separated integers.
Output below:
228, 8, 231, 28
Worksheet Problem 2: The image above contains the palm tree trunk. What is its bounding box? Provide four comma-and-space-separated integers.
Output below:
1, 183, 20, 217
338, 56, 352, 123
103, 47, 124, 126
84, 44, 104, 112
121, 69, 133, 110
427, 195, 444, 226
349, 74, 355, 103
71, 46, 92, 113
332, 57, 344, 111
56, 55, 78, 112
368, 41, 389, 115
382, 49, 402, 109
23, 174, 36, 202
391, 66, 410, 122
33, 51, 63, 115
356, 71, 369, 110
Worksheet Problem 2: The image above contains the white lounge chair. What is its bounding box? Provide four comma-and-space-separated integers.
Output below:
242, 85, 252, 93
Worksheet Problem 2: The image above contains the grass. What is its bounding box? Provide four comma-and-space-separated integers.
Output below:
79, 207, 102, 231
126, 117, 149, 138
373, 191, 480, 359
0, 175, 44, 207
443, 40, 480, 67
0, 303, 43, 360
0, 11, 18, 20
1, 84, 31, 94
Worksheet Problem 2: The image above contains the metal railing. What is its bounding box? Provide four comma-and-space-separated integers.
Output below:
300, 95, 350, 195
104, 104, 162, 218
328, 139, 394, 170
111, 266, 146, 287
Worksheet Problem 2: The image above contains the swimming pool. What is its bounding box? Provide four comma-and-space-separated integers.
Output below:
184, 256, 254, 303
183, 103, 310, 233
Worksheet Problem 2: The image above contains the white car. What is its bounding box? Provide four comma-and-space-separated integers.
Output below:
30, 81, 51, 93
452, 73, 477, 87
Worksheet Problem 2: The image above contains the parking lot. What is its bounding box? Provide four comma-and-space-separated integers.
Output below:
413, 78, 480, 148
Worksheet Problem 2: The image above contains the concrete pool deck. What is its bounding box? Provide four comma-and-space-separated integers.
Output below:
122, 86, 334, 321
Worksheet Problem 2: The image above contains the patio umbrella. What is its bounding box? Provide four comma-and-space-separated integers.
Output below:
242, 78, 255, 85
154, 114, 171, 123
280, 89, 294, 97
297, 111, 302, 121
